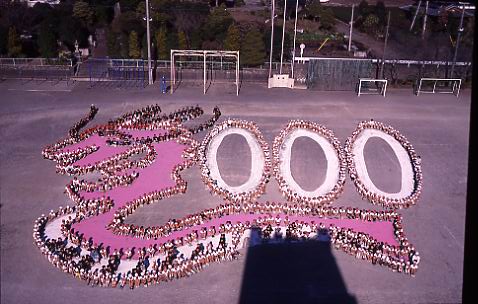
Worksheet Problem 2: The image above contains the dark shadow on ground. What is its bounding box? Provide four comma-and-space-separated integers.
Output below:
238, 228, 356, 304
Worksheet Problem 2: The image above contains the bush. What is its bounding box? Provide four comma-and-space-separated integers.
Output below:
305, 1, 336, 30
361, 14, 380, 37
319, 7, 336, 30
358, 0, 371, 17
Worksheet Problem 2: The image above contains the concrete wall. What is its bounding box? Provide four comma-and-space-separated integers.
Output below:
155, 66, 291, 84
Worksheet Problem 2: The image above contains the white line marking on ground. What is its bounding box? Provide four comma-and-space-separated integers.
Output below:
7, 89, 72, 92
443, 225, 464, 252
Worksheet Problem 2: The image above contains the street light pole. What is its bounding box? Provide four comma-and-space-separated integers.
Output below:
146, 0, 153, 85
451, 3, 466, 78
410, 0, 422, 31
380, 11, 391, 78
421, 1, 429, 40
348, 4, 354, 52
269, 0, 275, 79
291, 0, 299, 80
279, 0, 287, 74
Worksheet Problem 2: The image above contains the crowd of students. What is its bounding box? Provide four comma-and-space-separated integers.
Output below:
345, 119, 423, 209
198, 118, 272, 203
34, 105, 423, 289
43, 105, 220, 174
272, 119, 348, 207
34, 206, 244, 289
199, 118, 423, 211
33, 200, 421, 289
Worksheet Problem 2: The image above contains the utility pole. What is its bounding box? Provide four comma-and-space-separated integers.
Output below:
410, 0, 422, 31
145, 0, 153, 85
348, 4, 355, 52
421, 1, 429, 40
380, 11, 391, 78
451, 3, 466, 77
279, 0, 287, 74
269, 0, 275, 79
291, 0, 299, 80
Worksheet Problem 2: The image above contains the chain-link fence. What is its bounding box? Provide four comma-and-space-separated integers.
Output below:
306, 58, 374, 91
296, 58, 472, 91
0, 57, 74, 83
83, 58, 146, 88
1, 57, 472, 92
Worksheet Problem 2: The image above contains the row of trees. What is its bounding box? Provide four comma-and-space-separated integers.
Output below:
1, 0, 302, 66
110, 21, 287, 67
105, 3, 291, 66
0, 0, 109, 58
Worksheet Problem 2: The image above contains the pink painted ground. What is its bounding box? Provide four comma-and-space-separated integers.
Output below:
59, 129, 399, 252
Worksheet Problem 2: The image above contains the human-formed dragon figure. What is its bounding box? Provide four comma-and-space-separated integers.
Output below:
33, 105, 422, 289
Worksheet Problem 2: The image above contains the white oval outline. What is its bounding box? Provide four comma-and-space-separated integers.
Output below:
198, 119, 271, 202
345, 120, 423, 209
279, 129, 340, 198
352, 129, 414, 199
206, 127, 265, 194
272, 120, 347, 206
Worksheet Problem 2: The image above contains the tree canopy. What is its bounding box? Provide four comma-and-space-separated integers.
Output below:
241, 29, 266, 66
73, 1, 95, 27
7, 27, 22, 57
128, 30, 141, 58
156, 26, 169, 60
264, 25, 292, 61
224, 24, 241, 51
201, 5, 234, 45
304, 1, 336, 30
37, 23, 57, 58
178, 30, 188, 50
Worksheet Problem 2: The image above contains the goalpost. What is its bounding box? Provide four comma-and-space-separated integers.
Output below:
170, 50, 240, 96
357, 78, 388, 97
415, 78, 462, 97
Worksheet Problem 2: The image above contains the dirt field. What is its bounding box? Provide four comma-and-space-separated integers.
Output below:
0, 79, 470, 304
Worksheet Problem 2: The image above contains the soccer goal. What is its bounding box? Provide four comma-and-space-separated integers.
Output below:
357, 78, 388, 97
170, 50, 240, 96
415, 78, 461, 97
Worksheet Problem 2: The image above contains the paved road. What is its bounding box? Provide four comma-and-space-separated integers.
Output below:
0, 80, 470, 304
327, 0, 414, 6
334, 19, 406, 59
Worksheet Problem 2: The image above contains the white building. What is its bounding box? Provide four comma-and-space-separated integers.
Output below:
22, 0, 61, 8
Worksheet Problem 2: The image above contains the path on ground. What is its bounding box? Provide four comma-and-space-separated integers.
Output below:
334, 19, 407, 59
